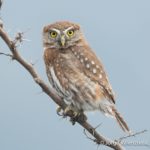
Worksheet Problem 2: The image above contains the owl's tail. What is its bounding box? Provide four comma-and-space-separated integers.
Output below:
99, 100, 131, 134
111, 106, 131, 134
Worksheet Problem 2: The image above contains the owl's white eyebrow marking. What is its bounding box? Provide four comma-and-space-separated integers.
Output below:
64, 26, 74, 33
51, 28, 60, 34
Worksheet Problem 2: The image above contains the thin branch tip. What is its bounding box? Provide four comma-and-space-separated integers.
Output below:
117, 129, 148, 142
0, 52, 13, 58
13, 29, 31, 46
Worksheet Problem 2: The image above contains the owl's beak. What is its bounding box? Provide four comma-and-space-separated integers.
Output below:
60, 35, 65, 46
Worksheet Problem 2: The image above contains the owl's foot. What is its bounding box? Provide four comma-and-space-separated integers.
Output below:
56, 106, 63, 116
56, 105, 77, 117
56, 105, 87, 124
63, 105, 87, 125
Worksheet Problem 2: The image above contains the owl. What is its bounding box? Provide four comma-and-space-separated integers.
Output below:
43, 21, 130, 133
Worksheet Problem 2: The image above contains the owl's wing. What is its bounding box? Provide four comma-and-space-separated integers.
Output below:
70, 45, 115, 104
45, 46, 115, 104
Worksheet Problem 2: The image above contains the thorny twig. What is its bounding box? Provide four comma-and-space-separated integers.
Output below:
83, 124, 102, 142
14, 32, 24, 44
83, 123, 104, 145
116, 130, 148, 142
13, 30, 30, 46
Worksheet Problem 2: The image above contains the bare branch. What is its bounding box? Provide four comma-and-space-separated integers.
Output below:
117, 130, 148, 142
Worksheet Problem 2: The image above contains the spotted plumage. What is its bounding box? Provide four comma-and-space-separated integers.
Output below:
43, 21, 130, 133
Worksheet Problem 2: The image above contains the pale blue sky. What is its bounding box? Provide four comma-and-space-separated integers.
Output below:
0, 0, 150, 150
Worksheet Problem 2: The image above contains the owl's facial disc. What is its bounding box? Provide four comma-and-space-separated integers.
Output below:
47, 26, 80, 49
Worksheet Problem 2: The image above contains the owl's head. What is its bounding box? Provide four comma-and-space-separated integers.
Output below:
43, 21, 84, 49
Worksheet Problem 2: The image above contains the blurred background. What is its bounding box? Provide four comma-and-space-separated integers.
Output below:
0, 0, 150, 150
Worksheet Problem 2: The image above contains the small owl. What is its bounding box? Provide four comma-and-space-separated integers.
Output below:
43, 21, 130, 133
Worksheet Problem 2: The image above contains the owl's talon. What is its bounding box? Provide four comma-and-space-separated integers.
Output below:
63, 105, 72, 115
56, 106, 63, 116
57, 105, 87, 124
73, 111, 80, 118
70, 112, 87, 125
62, 105, 85, 124
70, 111, 81, 125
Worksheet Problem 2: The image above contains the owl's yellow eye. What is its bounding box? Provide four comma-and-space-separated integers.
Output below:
50, 31, 57, 38
67, 30, 74, 37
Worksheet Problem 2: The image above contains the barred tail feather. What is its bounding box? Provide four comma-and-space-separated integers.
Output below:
112, 106, 131, 134
98, 100, 131, 134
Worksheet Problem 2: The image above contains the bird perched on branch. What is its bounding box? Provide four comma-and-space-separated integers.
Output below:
43, 21, 130, 133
